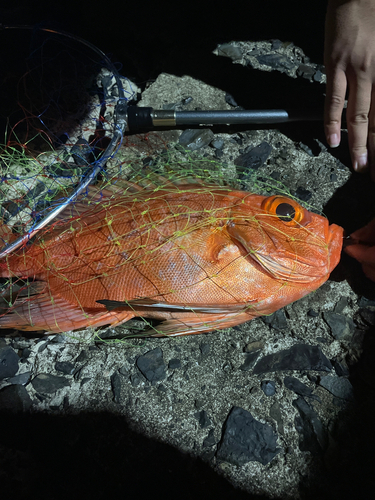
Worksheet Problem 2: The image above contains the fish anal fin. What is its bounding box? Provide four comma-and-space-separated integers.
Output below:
148, 311, 254, 337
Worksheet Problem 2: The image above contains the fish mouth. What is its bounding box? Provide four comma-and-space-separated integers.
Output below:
244, 221, 344, 282
327, 223, 344, 273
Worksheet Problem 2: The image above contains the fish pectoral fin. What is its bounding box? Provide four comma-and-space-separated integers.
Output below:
96, 298, 246, 314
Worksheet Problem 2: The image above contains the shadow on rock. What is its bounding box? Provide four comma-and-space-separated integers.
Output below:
0, 410, 266, 500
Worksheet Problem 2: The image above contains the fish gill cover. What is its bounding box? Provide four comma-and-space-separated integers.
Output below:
0, 28, 340, 343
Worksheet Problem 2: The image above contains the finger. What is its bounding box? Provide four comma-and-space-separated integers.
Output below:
350, 217, 375, 244
344, 242, 375, 265
368, 87, 375, 181
324, 67, 347, 148
346, 74, 372, 172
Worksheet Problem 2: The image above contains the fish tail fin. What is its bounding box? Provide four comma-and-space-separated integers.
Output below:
0, 279, 134, 333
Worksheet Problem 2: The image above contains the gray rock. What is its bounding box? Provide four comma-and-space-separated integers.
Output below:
215, 43, 243, 61
31, 373, 70, 394
293, 397, 327, 454
0, 384, 32, 411
168, 358, 181, 369
323, 312, 355, 340
136, 348, 166, 382
199, 343, 210, 356
271, 39, 282, 50
313, 70, 324, 82
0, 346, 19, 380
71, 137, 92, 166
225, 93, 238, 107
284, 376, 314, 397
7, 371, 31, 385
294, 186, 312, 202
210, 138, 224, 150
261, 309, 288, 331
130, 373, 142, 387
217, 406, 280, 466
235, 141, 272, 172
253, 344, 332, 374
111, 371, 122, 404
297, 64, 315, 80
55, 361, 75, 375
194, 410, 212, 429
203, 428, 218, 448
239, 350, 261, 371
179, 129, 214, 150
256, 53, 296, 71
269, 402, 284, 435
319, 375, 354, 401
357, 308, 375, 327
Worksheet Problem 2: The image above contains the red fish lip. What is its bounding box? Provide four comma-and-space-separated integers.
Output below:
327, 222, 344, 272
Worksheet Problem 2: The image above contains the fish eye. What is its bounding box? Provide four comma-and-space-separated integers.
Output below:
261, 195, 310, 226
275, 202, 295, 222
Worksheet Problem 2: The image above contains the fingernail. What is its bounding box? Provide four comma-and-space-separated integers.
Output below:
353, 153, 368, 172
327, 133, 339, 148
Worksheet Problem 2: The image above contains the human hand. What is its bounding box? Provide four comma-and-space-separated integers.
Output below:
324, 0, 375, 180
345, 217, 375, 281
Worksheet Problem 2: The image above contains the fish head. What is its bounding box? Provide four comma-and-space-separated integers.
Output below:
227, 194, 343, 285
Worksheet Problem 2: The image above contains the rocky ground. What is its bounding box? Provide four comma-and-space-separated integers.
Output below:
1, 34, 375, 500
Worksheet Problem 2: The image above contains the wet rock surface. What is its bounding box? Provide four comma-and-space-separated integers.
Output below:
1, 33, 375, 500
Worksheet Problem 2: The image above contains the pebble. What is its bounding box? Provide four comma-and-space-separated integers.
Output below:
136, 348, 167, 382
199, 343, 210, 356
210, 138, 224, 150
293, 397, 327, 454
111, 371, 122, 404
216, 406, 280, 466
168, 358, 181, 370
296, 64, 315, 80
194, 410, 212, 429
269, 402, 284, 435
55, 361, 75, 375
7, 371, 31, 385
261, 309, 288, 331
235, 141, 272, 173
323, 312, 355, 340
31, 373, 70, 394
0, 346, 19, 380
253, 344, 332, 374
284, 376, 320, 401
179, 129, 215, 150
256, 53, 296, 72
225, 93, 238, 107
239, 350, 261, 371
0, 384, 32, 412
319, 375, 354, 401
203, 428, 217, 447
294, 186, 312, 202
215, 43, 243, 61
261, 380, 276, 396
71, 137, 92, 166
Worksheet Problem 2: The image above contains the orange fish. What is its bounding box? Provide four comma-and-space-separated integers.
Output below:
0, 182, 343, 336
